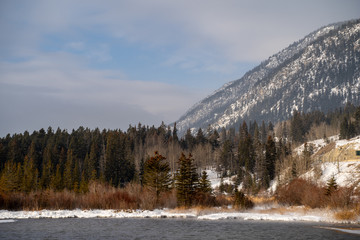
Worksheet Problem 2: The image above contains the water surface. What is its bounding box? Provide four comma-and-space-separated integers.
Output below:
0, 218, 359, 239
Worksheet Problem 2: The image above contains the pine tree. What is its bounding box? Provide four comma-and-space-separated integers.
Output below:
198, 170, 212, 194
196, 128, 206, 145
265, 135, 276, 187
172, 123, 179, 142
143, 151, 172, 199
238, 121, 255, 174
325, 175, 338, 196
64, 149, 75, 190
22, 156, 38, 192
220, 139, 234, 174
0, 160, 22, 192
175, 153, 199, 207
184, 129, 196, 150
340, 116, 349, 139
50, 164, 63, 191
291, 110, 304, 143
40, 147, 53, 190
105, 131, 135, 187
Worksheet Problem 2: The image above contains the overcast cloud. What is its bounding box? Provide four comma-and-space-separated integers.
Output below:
0, 0, 359, 136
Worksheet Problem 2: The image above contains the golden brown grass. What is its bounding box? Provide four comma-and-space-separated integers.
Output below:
0, 182, 177, 211
334, 210, 358, 221
250, 196, 276, 205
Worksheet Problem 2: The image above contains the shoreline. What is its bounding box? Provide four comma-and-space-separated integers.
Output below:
1, 207, 359, 225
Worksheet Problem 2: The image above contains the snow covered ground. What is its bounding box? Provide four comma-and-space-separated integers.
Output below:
295, 135, 360, 188
295, 135, 360, 155
0, 207, 359, 224
204, 168, 234, 190
301, 160, 360, 188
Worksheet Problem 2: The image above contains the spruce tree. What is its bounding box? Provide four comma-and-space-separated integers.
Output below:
325, 175, 338, 196
198, 170, 212, 194
175, 153, 199, 207
143, 151, 172, 199
265, 135, 276, 187
22, 156, 38, 192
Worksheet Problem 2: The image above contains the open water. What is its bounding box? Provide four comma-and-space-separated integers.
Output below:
0, 218, 359, 239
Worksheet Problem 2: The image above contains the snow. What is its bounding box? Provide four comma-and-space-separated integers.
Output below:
204, 168, 234, 189
302, 161, 360, 188
322, 227, 360, 235
0, 219, 16, 223
294, 135, 339, 155
1, 207, 358, 224
295, 135, 360, 188
198, 212, 323, 222
0, 209, 196, 220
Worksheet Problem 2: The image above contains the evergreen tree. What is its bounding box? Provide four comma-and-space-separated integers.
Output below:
184, 129, 196, 150
340, 116, 349, 139
175, 153, 199, 207
143, 151, 172, 199
291, 110, 304, 143
40, 147, 53, 189
220, 139, 234, 174
196, 128, 206, 145
325, 175, 338, 196
264, 135, 276, 187
22, 156, 38, 192
64, 149, 75, 190
172, 123, 179, 142
105, 131, 135, 187
238, 121, 255, 173
50, 164, 63, 191
198, 170, 212, 194
0, 160, 22, 192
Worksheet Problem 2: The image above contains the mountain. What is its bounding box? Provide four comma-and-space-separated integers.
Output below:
175, 19, 360, 135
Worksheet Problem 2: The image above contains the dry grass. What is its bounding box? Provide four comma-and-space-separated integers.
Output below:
0, 182, 178, 211
250, 196, 276, 205
334, 210, 358, 221
256, 206, 311, 215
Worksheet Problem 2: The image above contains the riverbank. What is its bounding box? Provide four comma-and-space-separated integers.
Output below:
1, 205, 359, 225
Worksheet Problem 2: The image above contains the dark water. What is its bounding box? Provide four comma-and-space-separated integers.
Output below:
0, 218, 359, 240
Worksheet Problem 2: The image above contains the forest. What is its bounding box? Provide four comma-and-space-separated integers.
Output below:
0, 104, 359, 210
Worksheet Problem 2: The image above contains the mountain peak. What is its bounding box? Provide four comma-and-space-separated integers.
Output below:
176, 19, 360, 136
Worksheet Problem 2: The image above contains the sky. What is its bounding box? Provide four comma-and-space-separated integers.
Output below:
1, 0, 359, 136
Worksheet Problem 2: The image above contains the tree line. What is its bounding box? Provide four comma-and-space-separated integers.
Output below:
0, 104, 359, 200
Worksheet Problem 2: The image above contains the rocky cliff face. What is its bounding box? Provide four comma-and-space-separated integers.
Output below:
176, 19, 360, 135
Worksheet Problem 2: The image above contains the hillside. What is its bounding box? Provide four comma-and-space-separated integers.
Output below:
176, 19, 360, 135
296, 135, 360, 188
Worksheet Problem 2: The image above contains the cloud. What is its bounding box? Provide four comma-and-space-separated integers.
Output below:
1, 0, 359, 136
3, 1, 359, 68
0, 52, 201, 135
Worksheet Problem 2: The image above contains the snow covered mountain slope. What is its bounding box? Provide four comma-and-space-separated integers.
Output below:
296, 135, 360, 188
176, 19, 360, 135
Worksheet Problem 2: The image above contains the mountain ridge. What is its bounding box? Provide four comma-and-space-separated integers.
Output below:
176, 19, 360, 135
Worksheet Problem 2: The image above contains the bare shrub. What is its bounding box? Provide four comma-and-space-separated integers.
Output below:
327, 187, 354, 209
192, 192, 217, 207
275, 178, 325, 208
158, 189, 177, 209
215, 194, 232, 207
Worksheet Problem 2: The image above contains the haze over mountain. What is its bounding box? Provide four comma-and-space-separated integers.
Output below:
175, 19, 360, 135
